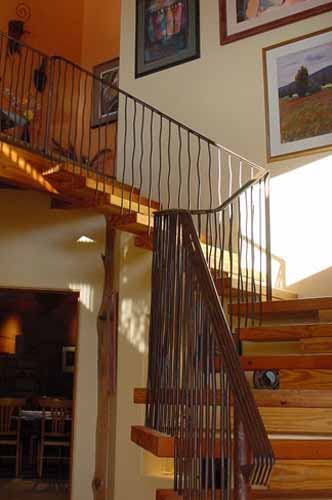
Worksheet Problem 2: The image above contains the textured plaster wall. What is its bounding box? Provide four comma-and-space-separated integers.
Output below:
119, 1, 332, 296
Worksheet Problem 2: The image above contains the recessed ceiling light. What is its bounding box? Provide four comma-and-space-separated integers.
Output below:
77, 235, 96, 244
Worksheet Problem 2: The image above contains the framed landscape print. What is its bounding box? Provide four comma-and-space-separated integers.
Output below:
263, 28, 332, 161
220, 0, 332, 44
92, 58, 119, 128
135, 0, 200, 78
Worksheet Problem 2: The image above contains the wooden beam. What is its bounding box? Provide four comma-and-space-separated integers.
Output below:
92, 219, 118, 500
131, 426, 174, 458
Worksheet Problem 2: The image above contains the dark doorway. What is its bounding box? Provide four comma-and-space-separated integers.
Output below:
0, 288, 79, 500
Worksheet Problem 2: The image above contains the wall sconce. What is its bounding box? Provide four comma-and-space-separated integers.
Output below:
8, 3, 31, 55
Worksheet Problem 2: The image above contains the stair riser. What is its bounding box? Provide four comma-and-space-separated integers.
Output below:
271, 461, 332, 491
240, 324, 332, 342
230, 298, 332, 321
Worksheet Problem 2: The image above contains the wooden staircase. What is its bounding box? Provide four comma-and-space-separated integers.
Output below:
131, 288, 332, 499
0, 142, 158, 242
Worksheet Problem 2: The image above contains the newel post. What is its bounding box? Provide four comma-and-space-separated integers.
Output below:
92, 218, 118, 500
234, 409, 253, 500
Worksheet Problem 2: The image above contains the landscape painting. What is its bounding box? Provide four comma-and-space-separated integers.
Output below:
277, 41, 332, 144
264, 28, 332, 160
220, 0, 332, 44
136, 0, 200, 78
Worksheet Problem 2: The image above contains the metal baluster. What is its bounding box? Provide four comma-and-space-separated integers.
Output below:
58, 61, 67, 158
167, 120, 172, 209
73, 67, 81, 166
158, 115, 163, 209
79, 71, 88, 175
138, 104, 145, 213
148, 109, 154, 229
187, 131, 192, 210
129, 99, 137, 213
196, 137, 201, 211
13, 46, 23, 143
120, 95, 128, 213
178, 125, 182, 209
264, 173, 272, 301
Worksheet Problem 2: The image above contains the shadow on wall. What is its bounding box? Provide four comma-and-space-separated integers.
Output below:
118, 237, 150, 355
270, 152, 332, 289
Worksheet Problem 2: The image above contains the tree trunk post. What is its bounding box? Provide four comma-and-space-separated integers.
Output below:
92, 218, 118, 500
234, 409, 252, 500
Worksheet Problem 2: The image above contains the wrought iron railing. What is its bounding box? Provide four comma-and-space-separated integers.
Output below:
0, 32, 267, 214
146, 206, 274, 500
0, 31, 274, 497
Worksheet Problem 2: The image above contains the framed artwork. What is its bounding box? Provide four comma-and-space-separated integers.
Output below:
263, 28, 332, 161
92, 58, 119, 128
135, 0, 200, 78
62, 346, 76, 373
220, 0, 332, 45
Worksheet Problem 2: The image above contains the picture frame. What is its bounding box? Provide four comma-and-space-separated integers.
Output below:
135, 0, 200, 79
263, 27, 332, 162
91, 58, 119, 128
220, 0, 332, 45
62, 346, 76, 374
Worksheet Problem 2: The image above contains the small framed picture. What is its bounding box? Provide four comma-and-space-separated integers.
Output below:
220, 0, 332, 45
263, 27, 332, 162
135, 0, 200, 78
62, 346, 76, 373
92, 58, 119, 128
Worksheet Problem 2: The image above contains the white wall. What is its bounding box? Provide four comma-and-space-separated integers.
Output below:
0, 190, 103, 500
119, 2, 332, 296
113, 232, 172, 500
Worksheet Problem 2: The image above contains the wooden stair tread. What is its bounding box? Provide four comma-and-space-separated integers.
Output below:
241, 354, 332, 370
240, 324, 332, 342
46, 164, 158, 216
133, 388, 332, 408
134, 390, 332, 433
230, 298, 332, 319
215, 278, 297, 301
258, 407, 332, 435
131, 425, 332, 459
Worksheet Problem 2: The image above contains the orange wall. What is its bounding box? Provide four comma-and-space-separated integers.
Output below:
81, 0, 121, 71
0, 0, 84, 63
0, 0, 121, 69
